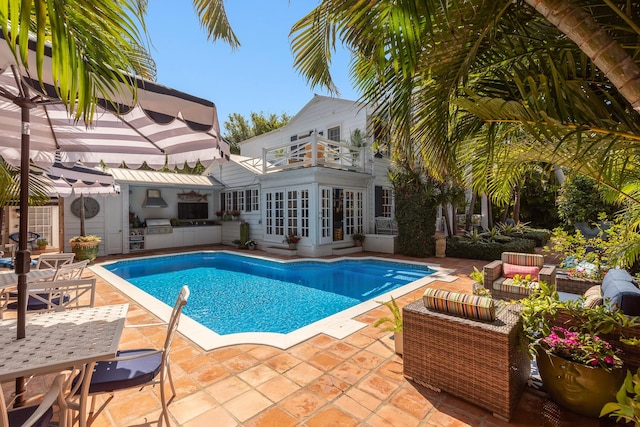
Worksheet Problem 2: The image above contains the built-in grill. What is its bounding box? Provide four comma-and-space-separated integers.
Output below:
146, 218, 173, 234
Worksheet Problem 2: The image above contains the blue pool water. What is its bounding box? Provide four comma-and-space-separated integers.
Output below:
104, 252, 433, 335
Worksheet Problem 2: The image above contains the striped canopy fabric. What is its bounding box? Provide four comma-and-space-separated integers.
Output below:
0, 31, 229, 345
0, 35, 229, 169
45, 163, 120, 198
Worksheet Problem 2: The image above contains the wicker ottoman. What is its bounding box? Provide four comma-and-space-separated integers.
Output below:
402, 300, 530, 421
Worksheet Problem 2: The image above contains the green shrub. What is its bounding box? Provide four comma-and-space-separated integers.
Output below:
390, 167, 438, 257
446, 236, 536, 261
520, 229, 551, 246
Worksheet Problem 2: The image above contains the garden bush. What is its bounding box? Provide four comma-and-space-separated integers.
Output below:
446, 236, 536, 261
390, 167, 438, 257
520, 229, 551, 246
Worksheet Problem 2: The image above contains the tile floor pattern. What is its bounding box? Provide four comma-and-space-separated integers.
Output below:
1, 246, 622, 426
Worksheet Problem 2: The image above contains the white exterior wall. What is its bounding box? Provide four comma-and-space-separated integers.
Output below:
203, 95, 396, 255
240, 95, 370, 157
208, 159, 265, 245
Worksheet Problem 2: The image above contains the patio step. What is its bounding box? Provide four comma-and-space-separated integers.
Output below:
332, 246, 363, 256
264, 246, 297, 256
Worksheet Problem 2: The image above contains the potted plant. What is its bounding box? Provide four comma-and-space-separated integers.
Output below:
601, 368, 640, 424
69, 235, 101, 263
519, 283, 629, 418
373, 296, 403, 355
231, 210, 241, 221
352, 233, 365, 247
215, 210, 224, 220
36, 238, 48, 250
283, 233, 301, 249
232, 239, 242, 249
469, 266, 488, 295
246, 240, 257, 250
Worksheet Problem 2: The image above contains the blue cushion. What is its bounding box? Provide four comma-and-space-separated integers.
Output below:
8, 405, 53, 427
602, 269, 640, 315
6, 294, 70, 311
603, 268, 636, 288
87, 349, 162, 394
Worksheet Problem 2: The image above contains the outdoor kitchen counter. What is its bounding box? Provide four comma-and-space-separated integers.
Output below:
144, 225, 221, 250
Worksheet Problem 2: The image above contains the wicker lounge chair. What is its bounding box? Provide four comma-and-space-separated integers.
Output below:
403, 299, 530, 421
483, 252, 556, 301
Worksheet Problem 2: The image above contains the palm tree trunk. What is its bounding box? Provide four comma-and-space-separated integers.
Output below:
465, 192, 477, 231
513, 183, 521, 223
527, 0, 640, 111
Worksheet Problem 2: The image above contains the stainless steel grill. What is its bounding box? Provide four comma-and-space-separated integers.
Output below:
146, 218, 173, 234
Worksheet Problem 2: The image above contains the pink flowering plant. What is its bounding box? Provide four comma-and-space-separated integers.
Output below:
519, 282, 637, 372
542, 326, 622, 369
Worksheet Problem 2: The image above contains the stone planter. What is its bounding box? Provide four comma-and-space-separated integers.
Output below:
70, 240, 100, 263
288, 243, 297, 250
394, 331, 403, 355
536, 348, 624, 418
435, 234, 446, 258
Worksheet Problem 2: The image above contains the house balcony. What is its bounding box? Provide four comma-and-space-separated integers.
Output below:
238, 132, 370, 174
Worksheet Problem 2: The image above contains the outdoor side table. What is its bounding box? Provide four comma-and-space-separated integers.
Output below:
0, 303, 128, 427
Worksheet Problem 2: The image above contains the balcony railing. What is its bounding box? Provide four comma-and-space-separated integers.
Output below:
258, 132, 368, 174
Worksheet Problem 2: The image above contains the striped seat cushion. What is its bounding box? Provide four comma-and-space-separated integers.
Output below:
501, 252, 544, 268
493, 277, 538, 296
423, 288, 495, 322
583, 285, 603, 309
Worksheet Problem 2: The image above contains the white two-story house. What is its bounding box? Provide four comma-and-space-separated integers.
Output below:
206, 95, 396, 257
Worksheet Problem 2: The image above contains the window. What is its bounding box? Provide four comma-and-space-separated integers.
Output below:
327, 126, 341, 142
246, 189, 259, 212
265, 187, 310, 241
344, 190, 364, 235
221, 189, 257, 212
375, 186, 394, 218
382, 188, 393, 217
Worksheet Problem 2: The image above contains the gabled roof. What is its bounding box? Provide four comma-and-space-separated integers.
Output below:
239, 94, 368, 146
108, 168, 223, 188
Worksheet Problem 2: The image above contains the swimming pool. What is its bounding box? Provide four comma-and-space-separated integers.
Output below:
93, 251, 450, 350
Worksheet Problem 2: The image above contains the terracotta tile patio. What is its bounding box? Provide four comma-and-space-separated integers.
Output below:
1, 246, 614, 426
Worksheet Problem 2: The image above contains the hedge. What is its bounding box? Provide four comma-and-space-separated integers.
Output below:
445, 236, 536, 261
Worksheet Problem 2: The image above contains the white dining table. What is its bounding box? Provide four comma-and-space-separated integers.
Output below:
0, 303, 128, 427
0, 268, 56, 290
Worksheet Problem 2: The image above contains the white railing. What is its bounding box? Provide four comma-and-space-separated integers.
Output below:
261, 132, 368, 174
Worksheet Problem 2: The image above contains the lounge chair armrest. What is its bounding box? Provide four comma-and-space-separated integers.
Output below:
539, 265, 556, 286
483, 260, 503, 286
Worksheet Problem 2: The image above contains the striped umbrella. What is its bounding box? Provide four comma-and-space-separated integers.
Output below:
0, 33, 229, 350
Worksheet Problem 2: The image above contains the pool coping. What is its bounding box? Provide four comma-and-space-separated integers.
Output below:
90, 250, 458, 351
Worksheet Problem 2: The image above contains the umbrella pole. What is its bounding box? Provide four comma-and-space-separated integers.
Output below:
80, 193, 86, 236
14, 99, 34, 404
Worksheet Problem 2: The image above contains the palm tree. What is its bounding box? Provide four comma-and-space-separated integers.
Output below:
290, 1, 640, 177
0, 1, 238, 121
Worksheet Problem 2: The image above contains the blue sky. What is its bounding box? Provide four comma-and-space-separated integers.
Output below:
145, 1, 358, 131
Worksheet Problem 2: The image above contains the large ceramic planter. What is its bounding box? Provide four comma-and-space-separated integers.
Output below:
536, 348, 624, 418
70, 241, 100, 263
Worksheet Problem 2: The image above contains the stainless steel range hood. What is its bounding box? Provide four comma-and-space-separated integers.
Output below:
143, 189, 168, 208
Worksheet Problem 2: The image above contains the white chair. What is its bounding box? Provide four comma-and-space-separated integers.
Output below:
52, 260, 89, 281
375, 217, 398, 235
0, 243, 16, 269
72, 286, 189, 427
36, 253, 75, 270
0, 373, 68, 427
0, 278, 96, 318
